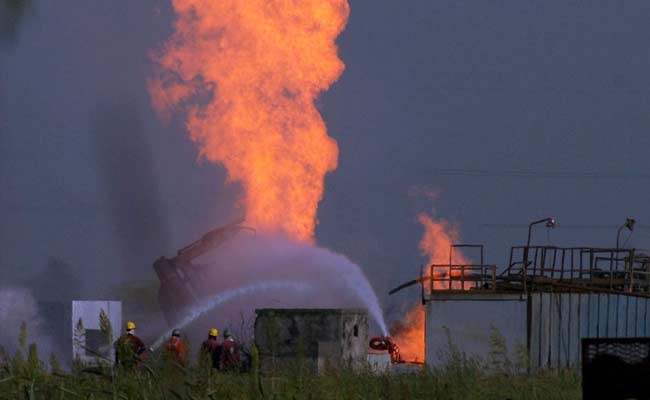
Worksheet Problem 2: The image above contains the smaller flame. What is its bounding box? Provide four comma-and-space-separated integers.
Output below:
390, 306, 425, 363
418, 212, 469, 290
391, 212, 470, 362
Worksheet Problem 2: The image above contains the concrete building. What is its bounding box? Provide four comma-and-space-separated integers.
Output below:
367, 350, 391, 372
254, 308, 368, 373
34, 300, 122, 366
71, 301, 122, 364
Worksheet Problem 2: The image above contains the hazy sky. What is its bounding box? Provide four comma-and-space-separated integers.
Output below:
2, 1, 650, 317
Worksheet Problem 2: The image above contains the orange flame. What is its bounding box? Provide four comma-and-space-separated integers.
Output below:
392, 212, 469, 362
149, 0, 350, 242
391, 306, 425, 363
418, 212, 468, 290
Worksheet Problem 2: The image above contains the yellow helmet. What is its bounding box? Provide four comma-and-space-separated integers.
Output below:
209, 328, 218, 337
126, 321, 136, 330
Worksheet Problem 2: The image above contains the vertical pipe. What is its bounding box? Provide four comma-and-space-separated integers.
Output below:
643, 297, 648, 337
605, 293, 610, 337
635, 296, 639, 336
577, 293, 582, 366
526, 293, 532, 373
625, 295, 630, 337
461, 264, 465, 291
628, 249, 634, 293
587, 250, 593, 338
448, 245, 452, 291
423, 301, 427, 365
589, 250, 594, 283
557, 292, 562, 368
538, 292, 543, 368
420, 265, 426, 305
534, 247, 540, 283
609, 250, 614, 290
596, 293, 601, 339
567, 291, 572, 368
606, 251, 613, 335
616, 292, 620, 336
521, 247, 529, 294
547, 292, 553, 369
587, 291, 591, 338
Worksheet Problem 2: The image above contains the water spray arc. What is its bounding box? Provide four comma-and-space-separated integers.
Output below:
152, 280, 313, 350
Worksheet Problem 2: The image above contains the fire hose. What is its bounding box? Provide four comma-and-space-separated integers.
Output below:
369, 336, 401, 363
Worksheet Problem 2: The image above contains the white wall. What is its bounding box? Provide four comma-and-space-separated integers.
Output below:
425, 294, 526, 366
71, 301, 121, 364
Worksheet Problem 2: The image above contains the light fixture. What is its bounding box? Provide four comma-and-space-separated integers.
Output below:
527, 217, 556, 247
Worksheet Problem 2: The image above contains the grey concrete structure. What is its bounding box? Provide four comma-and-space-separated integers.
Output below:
367, 351, 391, 373
254, 308, 368, 373
71, 301, 122, 364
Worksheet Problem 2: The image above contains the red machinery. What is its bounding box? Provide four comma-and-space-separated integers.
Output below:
153, 217, 251, 325
369, 336, 401, 363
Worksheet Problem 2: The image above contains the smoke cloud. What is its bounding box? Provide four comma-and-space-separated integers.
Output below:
176, 233, 388, 339
0, 287, 54, 358
92, 97, 170, 280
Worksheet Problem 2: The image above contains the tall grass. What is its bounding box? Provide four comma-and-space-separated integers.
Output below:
0, 324, 581, 399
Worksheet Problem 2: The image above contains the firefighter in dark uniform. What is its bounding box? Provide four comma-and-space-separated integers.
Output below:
114, 321, 146, 370
200, 328, 222, 369
220, 329, 241, 371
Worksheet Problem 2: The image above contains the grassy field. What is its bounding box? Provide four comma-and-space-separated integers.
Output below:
0, 329, 581, 400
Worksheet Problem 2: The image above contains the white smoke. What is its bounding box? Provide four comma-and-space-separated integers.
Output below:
0, 287, 52, 357
192, 234, 388, 336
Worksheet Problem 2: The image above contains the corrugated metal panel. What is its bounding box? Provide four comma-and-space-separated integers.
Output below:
530, 293, 650, 369
425, 292, 650, 369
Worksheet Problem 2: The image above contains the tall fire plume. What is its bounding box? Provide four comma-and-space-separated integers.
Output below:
149, 0, 350, 242
391, 212, 468, 362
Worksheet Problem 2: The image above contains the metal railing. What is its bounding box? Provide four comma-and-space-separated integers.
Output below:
503, 246, 650, 295
418, 244, 650, 297
422, 244, 498, 294
428, 264, 497, 291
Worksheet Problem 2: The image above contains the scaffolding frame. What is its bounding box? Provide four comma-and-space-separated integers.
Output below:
422, 245, 650, 299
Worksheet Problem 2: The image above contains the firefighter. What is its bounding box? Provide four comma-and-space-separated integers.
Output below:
200, 328, 222, 369
220, 329, 240, 371
114, 321, 146, 369
164, 329, 186, 365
